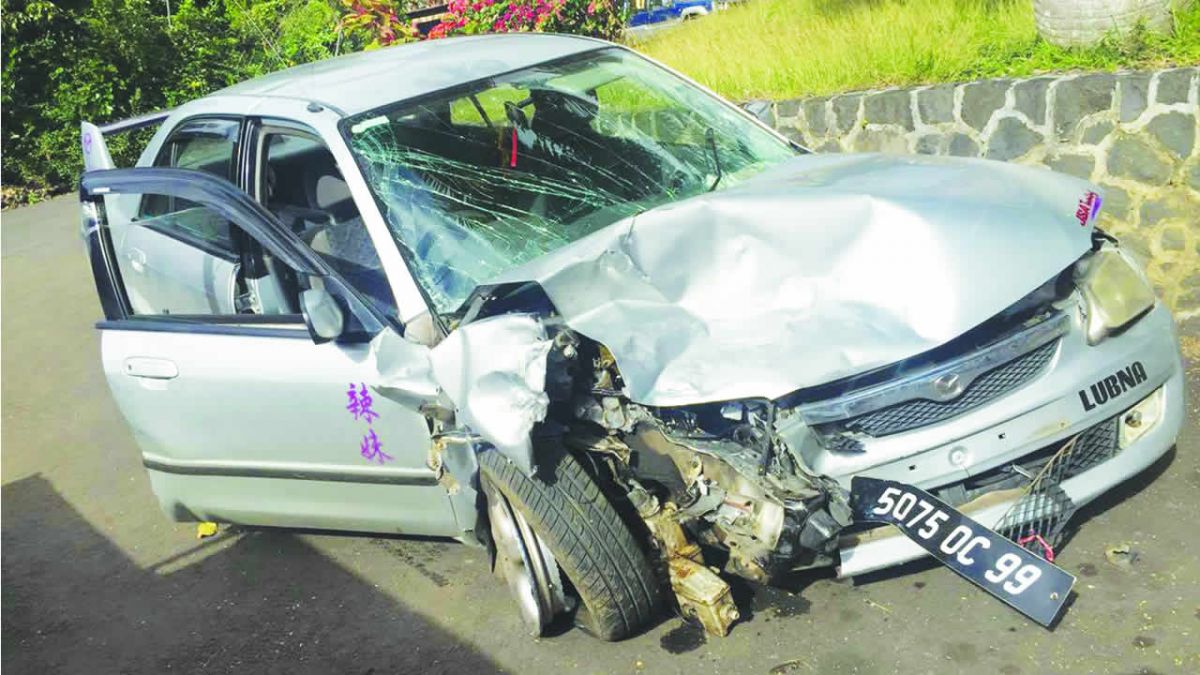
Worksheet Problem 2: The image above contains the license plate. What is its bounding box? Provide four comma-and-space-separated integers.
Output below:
850, 476, 1075, 627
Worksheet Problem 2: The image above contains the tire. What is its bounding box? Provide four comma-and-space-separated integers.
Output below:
479, 448, 663, 640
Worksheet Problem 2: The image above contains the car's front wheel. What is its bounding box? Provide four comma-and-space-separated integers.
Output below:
479, 449, 663, 640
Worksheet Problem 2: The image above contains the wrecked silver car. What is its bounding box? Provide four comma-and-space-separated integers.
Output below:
78, 34, 1185, 639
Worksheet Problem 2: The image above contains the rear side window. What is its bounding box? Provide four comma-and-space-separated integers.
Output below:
156, 118, 240, 177
140, 118, 241, 221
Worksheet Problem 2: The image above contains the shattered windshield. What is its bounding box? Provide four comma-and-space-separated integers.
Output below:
345, 47, 798, 313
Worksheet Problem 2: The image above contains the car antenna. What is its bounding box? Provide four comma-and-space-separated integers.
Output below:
705, 127, 723, 192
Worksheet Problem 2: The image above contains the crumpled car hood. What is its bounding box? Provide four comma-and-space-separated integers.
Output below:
493, 153, 1097, 407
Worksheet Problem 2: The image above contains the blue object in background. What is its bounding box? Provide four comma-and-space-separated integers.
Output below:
628, 0, 714, 27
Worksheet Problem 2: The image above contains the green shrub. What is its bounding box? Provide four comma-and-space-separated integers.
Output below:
339, 0, 416, 48
6, 0, 1194, 202
1, 0, 350, 198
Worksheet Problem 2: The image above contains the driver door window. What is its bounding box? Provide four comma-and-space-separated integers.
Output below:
256, 128, 395, 318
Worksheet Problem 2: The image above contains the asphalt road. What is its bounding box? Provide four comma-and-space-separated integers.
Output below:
4, 196, 1199, 674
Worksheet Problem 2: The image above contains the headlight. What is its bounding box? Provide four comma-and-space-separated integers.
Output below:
1076, 244, 1155, 345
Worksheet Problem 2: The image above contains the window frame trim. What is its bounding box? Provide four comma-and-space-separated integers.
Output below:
96, 316, 311, 340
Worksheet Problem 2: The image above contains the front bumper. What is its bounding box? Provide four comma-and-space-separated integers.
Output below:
835, 303, 1184, 577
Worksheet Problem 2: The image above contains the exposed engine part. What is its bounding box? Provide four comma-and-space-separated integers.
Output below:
644, 503, 701, 561
669, 557, 740, 637
543, 326, 580, 402
798, 509, 844, 552
650, 403, 820, 499
591, 343, 622, 391
575, 395, 643, 433
631, 427, 786, 537
643, 503, 739, 636
521, 328, 852, 632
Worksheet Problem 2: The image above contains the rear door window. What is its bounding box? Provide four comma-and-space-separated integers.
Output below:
140, 118, 241, 221
157, 118, 240, 177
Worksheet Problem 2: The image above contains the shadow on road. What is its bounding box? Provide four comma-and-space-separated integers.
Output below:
2, 474, 501, 674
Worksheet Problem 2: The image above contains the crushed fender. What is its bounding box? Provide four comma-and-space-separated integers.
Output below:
429, 315, 552, 474
370, 315, 553, 475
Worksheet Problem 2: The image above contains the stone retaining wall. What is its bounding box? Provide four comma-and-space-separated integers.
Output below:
761, 67, 1200, 318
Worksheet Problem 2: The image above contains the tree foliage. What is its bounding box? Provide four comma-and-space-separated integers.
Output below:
340, 0, 415, 48
1, 0, 368, 199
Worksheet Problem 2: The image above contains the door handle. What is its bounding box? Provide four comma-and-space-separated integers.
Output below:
124, 357, 178, 380
128, 248, 147, 273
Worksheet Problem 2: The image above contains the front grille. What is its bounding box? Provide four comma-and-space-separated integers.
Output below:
993, 416, 1120, 558
836, 339, 1058, 437
846, 415, 1122, 541
940, 415, 1119, 507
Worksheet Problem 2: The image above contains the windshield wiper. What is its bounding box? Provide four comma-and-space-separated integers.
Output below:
705, 128, 723, 192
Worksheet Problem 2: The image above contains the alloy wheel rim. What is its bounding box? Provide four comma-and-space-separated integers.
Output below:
482, 476, 567, 635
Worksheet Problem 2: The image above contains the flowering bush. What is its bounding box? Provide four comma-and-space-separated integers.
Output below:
429, 0, 627, 42
340, 0, 415, 48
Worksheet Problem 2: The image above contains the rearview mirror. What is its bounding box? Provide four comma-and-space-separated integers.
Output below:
300, 288, 344, 343
740, 100, 773, 124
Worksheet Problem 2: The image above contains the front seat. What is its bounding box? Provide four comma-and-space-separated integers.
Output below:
305, 174, 398, 315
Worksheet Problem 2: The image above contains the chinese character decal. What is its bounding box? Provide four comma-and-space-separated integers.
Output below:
346, 383, 380, 423
359, 428, 392, 464
347, 382, 390, 463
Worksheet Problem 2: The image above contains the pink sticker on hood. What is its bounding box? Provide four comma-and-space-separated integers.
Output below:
1075, 191, 1101, 227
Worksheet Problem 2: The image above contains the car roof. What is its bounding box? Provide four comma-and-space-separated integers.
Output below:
211, 33, 607, 117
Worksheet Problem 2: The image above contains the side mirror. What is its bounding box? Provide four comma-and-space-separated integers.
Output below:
300, 288, 344, 343
740, 100, 774, 124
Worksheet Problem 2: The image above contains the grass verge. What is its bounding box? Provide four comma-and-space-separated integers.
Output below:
634, 0, 1200, 101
